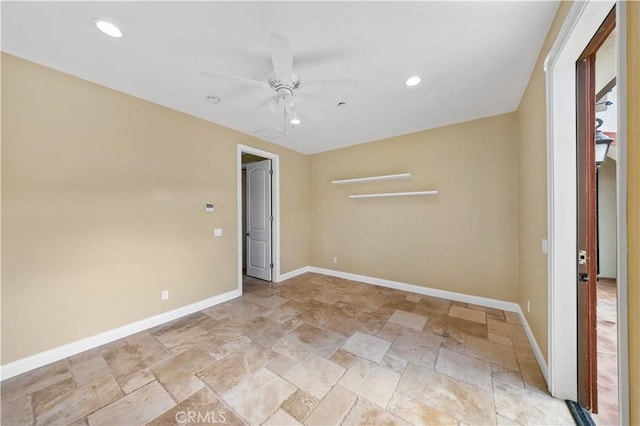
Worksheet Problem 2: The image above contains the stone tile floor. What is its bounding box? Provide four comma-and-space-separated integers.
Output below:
591, 278, 618, 426
1, 273, 575, 425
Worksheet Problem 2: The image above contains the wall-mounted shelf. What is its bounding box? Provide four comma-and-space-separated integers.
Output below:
349, 190, 438, 199
332, 173, 412, 185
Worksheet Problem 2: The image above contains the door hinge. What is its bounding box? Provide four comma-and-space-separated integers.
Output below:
270, 215, 273, 222
270, 263, 274, 268
269, 169, 273, 175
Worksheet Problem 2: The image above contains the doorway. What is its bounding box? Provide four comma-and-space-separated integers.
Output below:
237, 144, 281, 292
545, 1, 629, 424
592, 30, 619, 425
575, 7, 615, 414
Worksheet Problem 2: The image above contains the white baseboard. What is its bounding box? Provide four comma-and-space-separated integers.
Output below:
2, 266, 550, 391
0, 289, 241, 381
308, 266, 549, 384
515, 306, 549, 383
277, 266, 310, 282
308, 266, 521, 312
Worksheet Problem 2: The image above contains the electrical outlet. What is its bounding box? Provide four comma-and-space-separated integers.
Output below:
527, 300, 531, 313
162, 290, 169, 301
332, 256, 338, 264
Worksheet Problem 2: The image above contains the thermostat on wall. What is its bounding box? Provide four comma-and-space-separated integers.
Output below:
204, 203, 215, 213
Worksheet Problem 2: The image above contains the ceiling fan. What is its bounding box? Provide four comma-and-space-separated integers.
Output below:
201, 33, 357, 128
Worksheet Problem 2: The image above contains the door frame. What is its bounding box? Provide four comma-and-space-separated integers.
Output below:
545, 0, 629, 423
237, 144, 280, 292
245, 158, 274, 281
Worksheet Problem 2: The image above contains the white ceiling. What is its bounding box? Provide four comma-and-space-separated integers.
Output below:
2, 1, 559, 154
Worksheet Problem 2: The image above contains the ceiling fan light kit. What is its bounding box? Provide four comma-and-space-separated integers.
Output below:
405, 76, 421, 87
92, 18, 122, 38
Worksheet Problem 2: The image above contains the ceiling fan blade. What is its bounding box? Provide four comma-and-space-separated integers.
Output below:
298, 78, 358, 93
201, 70, 271, 90
270, 33, 294, 81
255, 96, 280, 115
295, 96, 323, 121
254, 96, 278, 114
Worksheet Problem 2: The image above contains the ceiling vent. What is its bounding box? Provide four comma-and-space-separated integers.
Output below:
254, 127, 287, 140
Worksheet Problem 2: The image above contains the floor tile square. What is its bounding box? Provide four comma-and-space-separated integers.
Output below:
264, 408, 301, 426
36, 375, 122, 425
282, 323, 345, 358
388, 391, 458, 425
305, 386, 356, 426
389, 310, 428, 330
341, 331, 391, 363
147, 387, 241, 425
255, 295, 289, 309
493, 380, 574, 425
87, 381, 173, 426
464, 336, 518, 371
281, 389, 319, 423
224, 368, 296, 425
397, 362, 495, 425
271, 337, 310, 362
338, 358, 400, 407
436, 347, 492, 391
387, 327, 441, 368
284, 352, 345, 399
342, 397, 405, 425
449, 305, 487, 324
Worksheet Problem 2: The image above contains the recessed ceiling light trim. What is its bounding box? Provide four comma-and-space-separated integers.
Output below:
92, 18, 123, 38
405, 76, 421, 87
206, 96, 221, 104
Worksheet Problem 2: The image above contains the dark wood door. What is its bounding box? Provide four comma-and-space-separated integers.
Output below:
575, 7, 615, 412
576, 53, 598, 412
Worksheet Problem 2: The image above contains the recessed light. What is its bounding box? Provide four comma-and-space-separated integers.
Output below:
337, 101, 347, 107
206, 96, 221, 104
405, 76, 421, 87
93, 18, 123, 38
290, 117, 301, 125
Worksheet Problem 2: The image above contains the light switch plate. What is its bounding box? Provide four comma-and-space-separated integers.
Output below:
542, 238, 548, 254
214, 228, 222, 237
204, 203, 215, 213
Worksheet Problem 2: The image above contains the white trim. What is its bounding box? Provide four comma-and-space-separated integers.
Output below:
332, 173, 412, 185
0, 289, 240, 381
615, 2, 630, 424
277, 266, 310, 282
349, 191, 438, 199
237, 144, 281, 289
309, 266, 548, 378
545, 1, 628, 414
309, 266, 519, 312
516, 305, 549, 383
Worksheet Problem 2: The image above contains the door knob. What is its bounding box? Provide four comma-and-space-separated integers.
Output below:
579, 273, 589, 282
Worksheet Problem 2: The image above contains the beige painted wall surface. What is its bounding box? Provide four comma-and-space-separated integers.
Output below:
1, 54, 309, 364
598, 159, 617, 278
516, 1, 572, 361
309, 113, 519, 302
627, 2, 639, 423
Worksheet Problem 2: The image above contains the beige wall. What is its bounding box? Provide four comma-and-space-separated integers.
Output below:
598, 159, 617, 279
626, 2, 639, 423
516, 1, 573, 361
517, 1, 639, 420
1, 54, 309, 363
309, 113, 519, 302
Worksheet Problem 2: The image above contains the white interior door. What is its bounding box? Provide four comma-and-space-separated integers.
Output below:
246, 159, 273, 281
